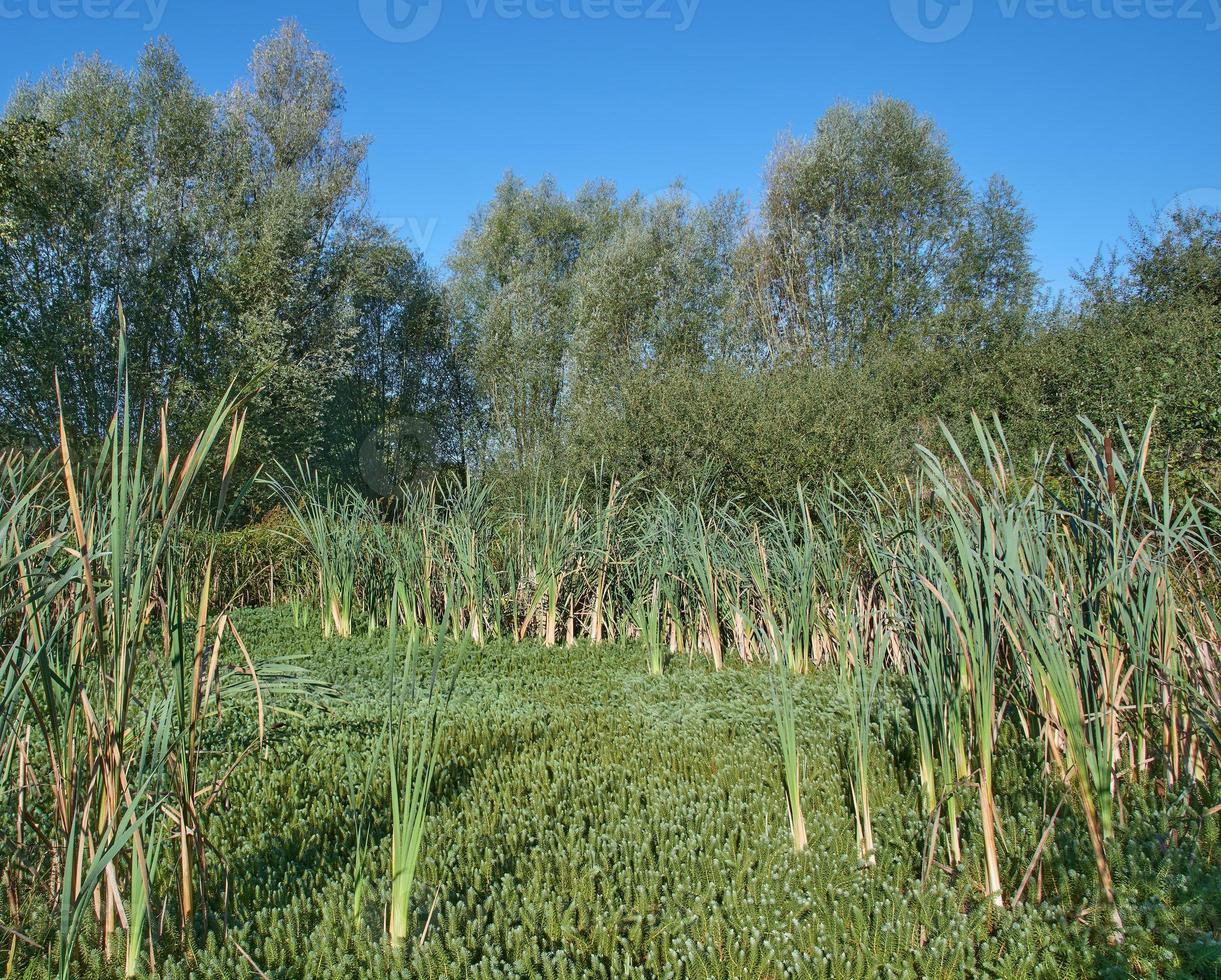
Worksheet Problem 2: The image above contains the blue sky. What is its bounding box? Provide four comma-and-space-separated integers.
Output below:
1, 0, 1218, 294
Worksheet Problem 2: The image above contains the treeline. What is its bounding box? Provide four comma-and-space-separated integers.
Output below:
0, 23, 463, 490
2, 21, 1219, 501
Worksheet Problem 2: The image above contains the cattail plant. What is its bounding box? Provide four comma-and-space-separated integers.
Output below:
585, 476, 629, 643
876, 480, 970, 869
1006, 529, 1126, 942
838, 591, 884, 866
914, 417, 1024, 909
745, 527, 794, 671
1000, 417, 1183, 943
681, 498, 727, 670
769, 661, 808, 852
384, 607, 457, 949
626, 497, 678, 673
627, 578, 664, 675
267, 463, 367, 638
0, 316, 224, 975
439, 479, 497, 644
516, 479, 585, 645
0, 313, 331, 978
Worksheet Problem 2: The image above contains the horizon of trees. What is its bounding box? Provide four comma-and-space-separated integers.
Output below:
2, 21, 1219, 503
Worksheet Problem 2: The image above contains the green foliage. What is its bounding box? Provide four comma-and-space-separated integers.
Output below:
184, 507, 313, 608
5, 30, 1220, 505
742, 97, 1036, 363
5, 23, 1221, 980
0, 23, 458, 482
448, 174, 744, 471
7, 612, 1216, 978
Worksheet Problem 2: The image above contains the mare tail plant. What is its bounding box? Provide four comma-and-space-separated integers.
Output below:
348, 726, 381, 926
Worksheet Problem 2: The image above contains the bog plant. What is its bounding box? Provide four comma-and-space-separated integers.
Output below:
265, 411, 1219, 927
0, 314, 325, 977
8, 622, 1214, 978
768, 660, 808, 853
6, 383, 1221, 975
838, 594, 884, 867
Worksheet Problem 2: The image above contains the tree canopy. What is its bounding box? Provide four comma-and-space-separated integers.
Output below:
2, 24, 1218, 502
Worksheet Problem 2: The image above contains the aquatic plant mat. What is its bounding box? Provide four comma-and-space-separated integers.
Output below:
10, 608, 1214, 979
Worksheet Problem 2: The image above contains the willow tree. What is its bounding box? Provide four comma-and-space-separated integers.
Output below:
0, 22, 455, 484
741, 97, 1036, 365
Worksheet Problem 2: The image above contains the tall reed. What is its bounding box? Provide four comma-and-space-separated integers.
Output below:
913, 418, 1026, 908
268, 463, 367, 638
0, 314, 272, 976
838, 592, 884, 866
769, 663, 808, 852
384, 607, 457, 948
195, 408, 1221, 930
0, 313, 335, 977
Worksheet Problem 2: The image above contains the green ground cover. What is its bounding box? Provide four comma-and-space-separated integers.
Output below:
32, 607, 1214, 979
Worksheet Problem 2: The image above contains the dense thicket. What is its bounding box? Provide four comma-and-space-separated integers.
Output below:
2, 21, 1219, 500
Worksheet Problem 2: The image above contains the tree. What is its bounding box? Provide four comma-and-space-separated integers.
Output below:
324, 224, 461, 487
448, 174, 586, 469
0, 45, 221, 446
0, 22, 458, 490
742, 97, 1037, 364
448, 175, 743, 473
207, 20, 371, 471
1067, 204, 1221, 490
1077, 206, 1221, 310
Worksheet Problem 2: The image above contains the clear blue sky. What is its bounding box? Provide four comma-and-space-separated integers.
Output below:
1, 0, 1218, 293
